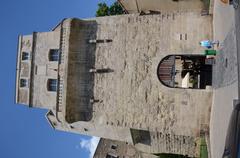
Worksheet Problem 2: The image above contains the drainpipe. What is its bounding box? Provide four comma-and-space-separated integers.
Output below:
135, 0, 140, 13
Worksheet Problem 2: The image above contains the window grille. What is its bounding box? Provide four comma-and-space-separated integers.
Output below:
49, 49, 59, 61
47, 79, 58, 91
22, 52, 30, 60
20, 79, 28, 87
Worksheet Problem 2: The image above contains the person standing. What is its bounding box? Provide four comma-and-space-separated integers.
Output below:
199, 40, 219, 49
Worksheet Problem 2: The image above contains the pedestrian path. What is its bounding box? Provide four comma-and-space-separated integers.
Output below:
212, 27, 238, 88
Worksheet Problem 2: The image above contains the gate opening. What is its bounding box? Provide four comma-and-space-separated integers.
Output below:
157, 55, 212, 89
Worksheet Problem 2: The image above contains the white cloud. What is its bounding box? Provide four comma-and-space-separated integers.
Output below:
79, 136, 100, 158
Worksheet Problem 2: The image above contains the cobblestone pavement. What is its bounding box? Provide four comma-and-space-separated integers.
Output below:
212, 27, 238, 88
210, 26, 239, 158
210, 24, 239, 158
210, 1, 239, 158
210, 82, 238, 158
213, 0, 235, 42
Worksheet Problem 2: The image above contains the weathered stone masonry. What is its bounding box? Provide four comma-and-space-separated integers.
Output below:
16, 11, 213, 157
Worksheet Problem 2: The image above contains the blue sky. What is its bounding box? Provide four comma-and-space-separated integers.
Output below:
0, 0, 114, 158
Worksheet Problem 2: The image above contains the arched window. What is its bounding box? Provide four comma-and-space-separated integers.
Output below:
157, 55, 212, 89
47, 79, 58, 91
22, 52, 30, 60
49, 49, 59, 61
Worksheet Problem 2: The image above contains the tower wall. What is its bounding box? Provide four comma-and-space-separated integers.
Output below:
31, 31, 61, 109
16, 35, 33, 104
64, 12, 212, 157
16, 28, 61, 109
65, 19, 97, 123
16, 11, 213, 157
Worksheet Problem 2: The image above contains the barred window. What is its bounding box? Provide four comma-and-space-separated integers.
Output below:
47, 79, 58, 92
22, 52, 30, 60
20, 79, 28, 87
49, 49, 59, 61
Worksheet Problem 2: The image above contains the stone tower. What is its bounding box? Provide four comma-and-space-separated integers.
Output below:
16, 12, 213, 157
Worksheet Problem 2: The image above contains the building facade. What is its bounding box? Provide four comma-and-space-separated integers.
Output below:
93, 138, 158, 158
16, 11, 213, 157
118, 0, 208, 14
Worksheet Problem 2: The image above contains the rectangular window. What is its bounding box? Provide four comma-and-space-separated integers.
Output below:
111, 144, 117, 150
20, 79, 28, 87
49, 49, 59, 61
22, 52, 30, 60
130, 129, 151, 145
47, 79, 58, 92
106, 154, 119, 158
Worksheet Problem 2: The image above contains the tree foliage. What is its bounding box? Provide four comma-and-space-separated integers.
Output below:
96, 3, 109, 17
109, 2, 124, 15
96, 2, 124, 17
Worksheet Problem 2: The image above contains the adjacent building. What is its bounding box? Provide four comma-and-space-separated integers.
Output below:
93, 138, 158, 158
118, 0, 209, 14
15, 7, 213, 157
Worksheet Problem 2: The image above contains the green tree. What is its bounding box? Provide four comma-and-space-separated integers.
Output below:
109, 2, 124, 15
96, 3, 109, 17
96, 2, 124, 17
